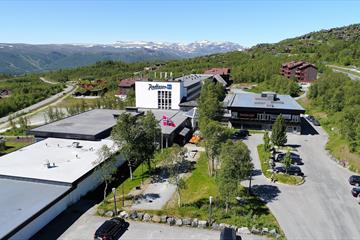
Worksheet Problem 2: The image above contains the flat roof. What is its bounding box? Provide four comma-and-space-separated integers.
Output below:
139, 109, 189, 135
228, 92, 305, 112
0, 138, 116, 184
28, 109, 140, 140
0, 178, 70, 239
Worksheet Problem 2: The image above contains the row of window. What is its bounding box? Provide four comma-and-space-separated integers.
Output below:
158, 91, 172, 109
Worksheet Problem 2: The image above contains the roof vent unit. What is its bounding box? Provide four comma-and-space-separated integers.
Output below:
72, 142, 81, 148
261, 92, 277, 101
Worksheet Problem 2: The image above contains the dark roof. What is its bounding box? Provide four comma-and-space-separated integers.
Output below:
28, 109, 141, 140
282, 61, 317, 70
204, 68, 231, 75
227, 92, 305, 112
119, 77, 148, 87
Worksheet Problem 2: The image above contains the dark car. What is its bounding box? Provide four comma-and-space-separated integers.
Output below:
351, 187, 360, 197
232, 129, 249, 139
220, 227, 239, 240
274, 165, 304, 176
349, 175, 360, 186
275, 153, 303, 165
94, 217, 129, 240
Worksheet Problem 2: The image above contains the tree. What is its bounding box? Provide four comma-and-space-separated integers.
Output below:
93, 145, 117, 201
263, 130, 271, 152
163, 145, 188, 207
198, 81, 223, 130
202, 120, 232, 176
271, 115, 287, 146
282, 150, 292, 174
218, 140, 253, 212
139, 111, 161, 172
111, 112, 160, 180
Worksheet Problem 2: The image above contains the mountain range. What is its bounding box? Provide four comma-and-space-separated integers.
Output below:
0, 40, 244, 75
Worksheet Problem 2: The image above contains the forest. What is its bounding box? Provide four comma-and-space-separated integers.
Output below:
0, 75, 64, 118
308, 70, 360, 153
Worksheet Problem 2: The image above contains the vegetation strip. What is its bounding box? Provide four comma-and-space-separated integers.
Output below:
257, 144, 304, 185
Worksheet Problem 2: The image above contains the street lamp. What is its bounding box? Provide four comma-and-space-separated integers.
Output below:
209, 196, 213, 224
112, 187, 117, 216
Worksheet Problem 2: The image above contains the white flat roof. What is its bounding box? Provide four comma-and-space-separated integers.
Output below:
0, 138, 116, 184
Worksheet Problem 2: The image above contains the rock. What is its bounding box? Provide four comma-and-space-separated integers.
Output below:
129, 211, 138, 219
191, 218, 198, 228
152, 215, 161, 223
143, 213, 151, 222
261, 227, 269, 234
160, 215, 168, 223
105, 211, 114, 217
119, 211, 128, 219
237, 227, 251, 235
175, 218, 183, 226
137, 212, 144, 220
251, 226, 260, 234
230, 225, 238, 231
219, 223, 230, 230
167, 217, 175, 226
97, 209, 105, 216
198, 220, 208, 228
269, 229, 277, 236
211, 223, 220, 231
182, 218, 192, 226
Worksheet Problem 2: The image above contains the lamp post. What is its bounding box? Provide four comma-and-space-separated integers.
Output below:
112, 188, 117, 216
209, 196, 213, 224
248, 171, 252, 194
122, 182, 125, 207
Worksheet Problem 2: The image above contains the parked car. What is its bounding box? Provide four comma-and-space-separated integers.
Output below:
220, 227, 239, 240
351, 187, 360, 197
94, 217, 129, 240
274, 165, 304, 176
349, 175, 360, 186
275, 153, 303, 165
307, 115, 320, 126
232, 129, 249, 139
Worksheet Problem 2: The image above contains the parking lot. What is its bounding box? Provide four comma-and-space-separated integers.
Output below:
242, 124, 360, 239
33, 199, 265, 240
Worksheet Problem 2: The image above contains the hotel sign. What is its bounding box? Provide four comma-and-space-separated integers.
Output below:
148, 84, 172, 91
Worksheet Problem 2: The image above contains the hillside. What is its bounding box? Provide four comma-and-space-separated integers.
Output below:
0, 41, 243, 75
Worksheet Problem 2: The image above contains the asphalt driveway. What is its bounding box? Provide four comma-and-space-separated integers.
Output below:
242, 125, 360, 239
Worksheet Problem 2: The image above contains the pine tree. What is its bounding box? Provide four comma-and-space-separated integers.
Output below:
263, 130, 271, 152
271, 115, 287, 146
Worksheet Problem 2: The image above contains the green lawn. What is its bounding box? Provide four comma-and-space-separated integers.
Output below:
0, 137, 34, 156
257, 144, 304, 185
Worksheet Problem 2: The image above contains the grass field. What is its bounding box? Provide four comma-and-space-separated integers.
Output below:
257, 144, 304, 185
0, 137, 34, 156
298, 97, 360, 173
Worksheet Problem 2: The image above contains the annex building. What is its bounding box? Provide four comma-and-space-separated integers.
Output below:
226, 91, 305, 133
0, 138, 124, 240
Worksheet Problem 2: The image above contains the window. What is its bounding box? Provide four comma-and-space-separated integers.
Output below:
158, 90, 172, 109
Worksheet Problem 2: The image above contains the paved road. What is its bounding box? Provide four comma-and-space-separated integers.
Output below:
0, 84, 74, 125
33, 200, 264, 240
40, 77, 58, 85
332, 69, 360, 81
242, 123, 360, 239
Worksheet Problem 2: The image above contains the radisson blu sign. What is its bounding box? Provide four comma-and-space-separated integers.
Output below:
148, 83, 172, 91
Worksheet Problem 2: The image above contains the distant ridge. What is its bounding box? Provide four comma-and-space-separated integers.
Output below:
0, 41, 244, 75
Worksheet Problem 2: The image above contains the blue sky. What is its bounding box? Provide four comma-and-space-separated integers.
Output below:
1, 0, 359, 47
